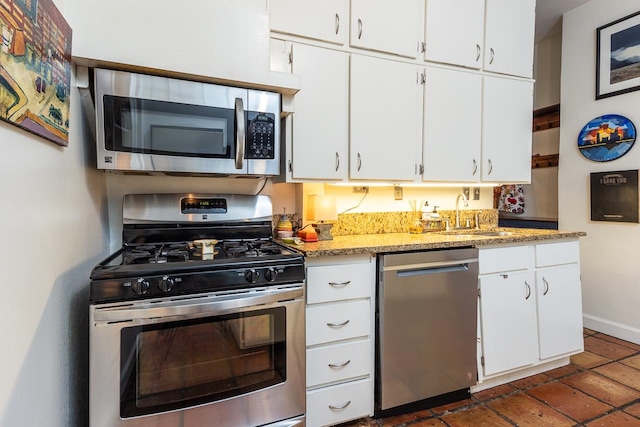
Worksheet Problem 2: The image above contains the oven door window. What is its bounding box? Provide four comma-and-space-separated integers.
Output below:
103, 95, 235, 158
120, 307, 286, 418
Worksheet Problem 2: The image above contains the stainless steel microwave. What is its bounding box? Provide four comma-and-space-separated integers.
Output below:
94, 68, 281, 176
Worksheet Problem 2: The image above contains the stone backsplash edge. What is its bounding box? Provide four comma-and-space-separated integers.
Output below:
274, 209, 499, 236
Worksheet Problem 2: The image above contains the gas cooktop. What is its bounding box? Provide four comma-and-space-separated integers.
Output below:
89, 193, 305, 304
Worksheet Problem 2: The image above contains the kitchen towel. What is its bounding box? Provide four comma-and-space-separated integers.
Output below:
498, 184, 525, 214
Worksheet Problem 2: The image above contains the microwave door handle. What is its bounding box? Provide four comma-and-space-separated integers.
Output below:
235, 97, 245, 170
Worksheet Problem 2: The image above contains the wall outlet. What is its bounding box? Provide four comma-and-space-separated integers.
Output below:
353, 186, 369, 193
394, 186, 403, 200
463, 187, 470, 199
473, 187, 480, 200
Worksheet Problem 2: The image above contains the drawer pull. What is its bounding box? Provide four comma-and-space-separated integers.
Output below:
329, 280, 351, 287
328, 360, 351, 369
327, 320, 350, 328
329, 400, 352, 411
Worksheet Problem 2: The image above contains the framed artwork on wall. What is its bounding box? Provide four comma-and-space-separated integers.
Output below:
577, 114, 636, 162
0, 0, 72, 146
596, 10, 640, 100
590, 170, 639, 223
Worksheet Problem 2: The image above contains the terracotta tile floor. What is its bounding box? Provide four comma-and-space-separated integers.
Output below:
340, 329, 640, 427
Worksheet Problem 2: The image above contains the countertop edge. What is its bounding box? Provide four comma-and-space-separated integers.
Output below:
284, 230, 587, 258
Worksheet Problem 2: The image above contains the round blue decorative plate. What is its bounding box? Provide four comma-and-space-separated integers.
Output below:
577, 114, 636, 162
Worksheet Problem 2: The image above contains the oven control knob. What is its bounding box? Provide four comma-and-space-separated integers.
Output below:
158, 276, 174, 292
265, 268, 278, 282
132, 278, 150, 295
244, 269, 259, 284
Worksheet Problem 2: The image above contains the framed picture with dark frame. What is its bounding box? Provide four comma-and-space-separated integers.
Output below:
596, 10, 640, 100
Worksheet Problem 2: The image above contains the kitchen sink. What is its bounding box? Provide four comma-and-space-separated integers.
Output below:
436, 230, 514, 237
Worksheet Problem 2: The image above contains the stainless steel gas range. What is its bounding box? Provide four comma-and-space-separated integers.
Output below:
89, 193, 305, 427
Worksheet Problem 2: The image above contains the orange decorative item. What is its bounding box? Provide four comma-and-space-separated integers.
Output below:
297, 228, 318, 242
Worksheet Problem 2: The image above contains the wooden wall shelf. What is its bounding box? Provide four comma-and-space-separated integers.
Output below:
533, 103, 560, 132
532, 153, 559, 169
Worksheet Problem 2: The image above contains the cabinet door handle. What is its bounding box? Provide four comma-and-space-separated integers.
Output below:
543, 277, 549, 295
335, 13, 340, 35
472, 159, 478, 175
327, 320, 350, 328
525, 281, 531, 300
487, 159, 493, 175
329, 280, 351, 287
335, 152, 340, 172
489, 48, 495, 64
476, 44, 481, 62
288, 160, 292, 173
357, 152, 362, 171
421, 41, 426, 53
329, 360, 351, 368
357, 18, 363, 39
329, 401, 352, 411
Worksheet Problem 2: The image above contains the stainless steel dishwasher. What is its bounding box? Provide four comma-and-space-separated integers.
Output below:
376, 247, 479, 417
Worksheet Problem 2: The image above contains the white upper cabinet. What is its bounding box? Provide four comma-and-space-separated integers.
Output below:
350, 0, 424, 58
424, 0, 485, 69
350, 55, 422, 181
289, 44, 349, 181
481, 76, 533, 183
65, 0, 298, 92
269, 0, 348, 45
484, 0, 536, 78
422, 67, 482, 182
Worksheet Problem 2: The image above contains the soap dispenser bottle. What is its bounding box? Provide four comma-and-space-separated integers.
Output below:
421, 201, 431, 229
430, 206, 440, 229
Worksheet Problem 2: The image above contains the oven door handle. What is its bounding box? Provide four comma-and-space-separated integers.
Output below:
93, 286, 303, 323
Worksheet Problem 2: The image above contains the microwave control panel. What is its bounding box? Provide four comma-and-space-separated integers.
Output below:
246, 112, 275, 159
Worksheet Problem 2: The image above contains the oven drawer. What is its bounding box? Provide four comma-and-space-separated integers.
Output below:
306, 262, 373, 304
307, 378, 373, 427
307, 339, 372, 388
306, 300, 371, 346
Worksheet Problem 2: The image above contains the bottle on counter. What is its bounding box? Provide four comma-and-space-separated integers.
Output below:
430, 206, 441, 229
421, 201, 431, 229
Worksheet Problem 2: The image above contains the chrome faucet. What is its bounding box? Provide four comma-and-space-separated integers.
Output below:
455, 193, 469, 228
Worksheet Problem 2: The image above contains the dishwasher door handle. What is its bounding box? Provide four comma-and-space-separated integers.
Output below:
395, 262, 475, 278
384, 258, 478, 272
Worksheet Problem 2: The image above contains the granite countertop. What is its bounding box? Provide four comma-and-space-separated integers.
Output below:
283, 228, 587, 258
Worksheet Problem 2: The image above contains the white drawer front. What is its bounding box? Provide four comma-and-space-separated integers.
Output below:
306, 300, 371, 346
307, 340, 372, 388
307, 262, 372, 304
535, 240, 580, 267
479, 245, 531, 274
307, 378, 373, 427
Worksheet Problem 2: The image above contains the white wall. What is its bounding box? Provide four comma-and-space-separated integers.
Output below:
561, 0, 640, 343
0, 68, 109, 427
501, 33, 562, 222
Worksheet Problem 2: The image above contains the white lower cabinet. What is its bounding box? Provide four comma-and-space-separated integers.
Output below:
478, 240, 583, 383
479, 270, 538, 376
478, 245, 537, 377
305, 255, 375, 427
535, 241, 584, 360
307, 378, 373, 427
306, 340, 372, 388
